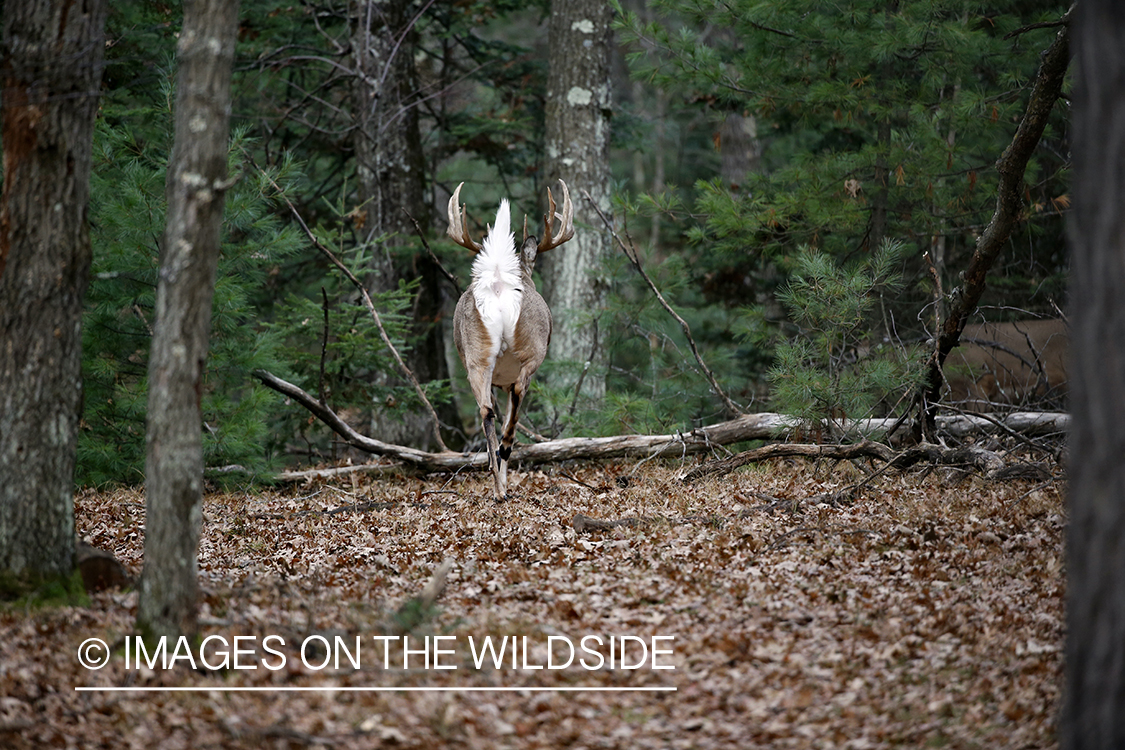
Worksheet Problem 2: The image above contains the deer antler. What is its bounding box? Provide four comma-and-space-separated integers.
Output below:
447, 182, 482, 253
537, 179, 574, 253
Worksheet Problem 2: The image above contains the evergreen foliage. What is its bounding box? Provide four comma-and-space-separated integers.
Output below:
617, 1, 1068, 283
610, 0, 1069, 421
68, 1, 1072, 484
81, 111, 304, 486
263, 212, 450, 461
757, 241, 925, 433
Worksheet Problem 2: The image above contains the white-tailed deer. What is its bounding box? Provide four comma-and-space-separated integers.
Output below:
447, 180, 574, 498
945, 319, 1069, 412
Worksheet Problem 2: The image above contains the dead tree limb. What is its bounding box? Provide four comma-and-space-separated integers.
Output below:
685, 438, 1048, 485
253, 369, 784, 469
253, 369, 456, 468
256, 369, 1068, 476
683, 440, 896, 482
918, 16, 1071, 437
679, 436, 1026, 483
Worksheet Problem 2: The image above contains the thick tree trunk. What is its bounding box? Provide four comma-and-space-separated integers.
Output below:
0, 0, 107, 581
351, 0, 458, 450
137, 0, 239, 639
1062, 3, 1125, 746
541, 0, 613, 403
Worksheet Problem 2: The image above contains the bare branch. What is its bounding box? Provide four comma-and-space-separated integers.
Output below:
404, 209, 461, 296
251, 158, 450, 453
318, 287, 330, 405
1004, 6, 1073, 40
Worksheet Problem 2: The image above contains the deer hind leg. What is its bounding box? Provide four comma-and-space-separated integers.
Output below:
497, 372, 534, 496
467, 365, 504, 499
478, 395, 505, 499
489, 390, 507, 498
496, 385, 518, 497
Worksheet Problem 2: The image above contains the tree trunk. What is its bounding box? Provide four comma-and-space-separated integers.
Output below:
0, 0, 107, 582
351, 0, 426, 276
719, 112, 760, 193
541, 0, 613, 403
1062, 3, 1125, 746
137, 0, 239, 640
351, 0, 459, 450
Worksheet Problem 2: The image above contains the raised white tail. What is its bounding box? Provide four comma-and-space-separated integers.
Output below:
470, 200, 522, 358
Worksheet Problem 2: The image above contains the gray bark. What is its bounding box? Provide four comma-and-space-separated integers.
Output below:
719, 112, 760, 192
256, 369, 1066, 474
541, 0, 613, 403
0, 0, 107, 580
351, 0, 425, 271
137, 0, 239, 639
1063, 3, 1125, 746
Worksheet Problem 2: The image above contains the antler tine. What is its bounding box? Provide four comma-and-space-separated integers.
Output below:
446, 182, 482, 253
537, 179, 575, 253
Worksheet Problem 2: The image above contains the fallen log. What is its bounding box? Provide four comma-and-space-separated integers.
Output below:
682, 440, 895, 482
253, 369, 791, 470
254, 369, 1067, 477
683, 439, 1051, 484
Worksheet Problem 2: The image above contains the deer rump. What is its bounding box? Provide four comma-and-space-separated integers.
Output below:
944, 319, 1068, 412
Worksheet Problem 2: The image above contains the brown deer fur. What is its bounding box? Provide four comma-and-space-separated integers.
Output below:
945, 319, 1068, 412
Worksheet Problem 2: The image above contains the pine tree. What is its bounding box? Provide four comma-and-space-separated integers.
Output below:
612, 0, 1070, 418
760, 241, 925, 434
618, 1, 1069, 295
81, 114, 304, 485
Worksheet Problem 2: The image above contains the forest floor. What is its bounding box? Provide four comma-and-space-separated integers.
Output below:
2, 456, 1064, 749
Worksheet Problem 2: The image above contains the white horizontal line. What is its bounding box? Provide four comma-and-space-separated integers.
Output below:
75, 686, 677, 693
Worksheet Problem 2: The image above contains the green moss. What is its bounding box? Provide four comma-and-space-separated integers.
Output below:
0, 568, 89, 608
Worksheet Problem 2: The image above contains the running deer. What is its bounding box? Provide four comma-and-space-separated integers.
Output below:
447, 180, 574, 499
945, 319, 1069, 412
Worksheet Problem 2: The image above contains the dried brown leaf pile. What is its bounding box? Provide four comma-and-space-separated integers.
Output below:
2, 459, 1064, 749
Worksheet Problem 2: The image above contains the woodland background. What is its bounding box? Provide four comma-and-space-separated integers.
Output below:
0, 1, 1085, 747
78, 0, 1070, 485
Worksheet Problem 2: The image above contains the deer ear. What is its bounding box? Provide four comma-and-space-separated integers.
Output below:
520, 236, 539, 265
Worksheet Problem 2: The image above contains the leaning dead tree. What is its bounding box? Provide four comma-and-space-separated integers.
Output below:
917, 13, 1071, 438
